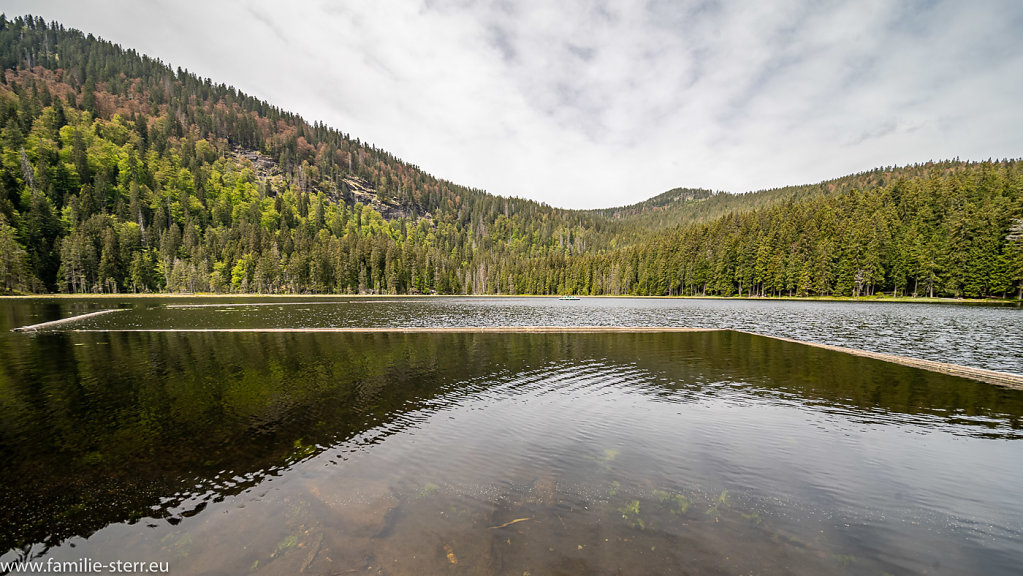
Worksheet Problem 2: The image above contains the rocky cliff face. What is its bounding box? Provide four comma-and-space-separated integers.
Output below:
232, 146, 422, 221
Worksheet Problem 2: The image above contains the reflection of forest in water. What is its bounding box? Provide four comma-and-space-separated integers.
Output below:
2, 328, 1022, 557
6, 295, 1023, 374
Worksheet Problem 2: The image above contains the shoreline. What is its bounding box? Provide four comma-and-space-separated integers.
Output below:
1, 293, 1018, 305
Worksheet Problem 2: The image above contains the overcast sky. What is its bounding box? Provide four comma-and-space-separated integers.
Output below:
5, 1, 1023, 208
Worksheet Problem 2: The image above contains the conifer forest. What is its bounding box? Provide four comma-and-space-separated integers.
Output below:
1, 16, 1021, 298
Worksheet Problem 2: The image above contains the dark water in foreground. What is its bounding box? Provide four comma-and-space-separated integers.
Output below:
2, 309, 1023, 574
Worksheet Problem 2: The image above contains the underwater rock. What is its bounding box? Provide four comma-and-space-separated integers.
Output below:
301, 478, 400, 538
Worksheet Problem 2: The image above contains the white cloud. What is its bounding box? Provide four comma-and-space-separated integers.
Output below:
5, 0, 1022, 208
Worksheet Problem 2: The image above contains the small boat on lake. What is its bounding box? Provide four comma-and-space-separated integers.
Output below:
558, 295, 581, 301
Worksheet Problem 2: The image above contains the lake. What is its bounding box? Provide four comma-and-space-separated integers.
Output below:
1, 297, 1022, 575
6, 296, 1023, 374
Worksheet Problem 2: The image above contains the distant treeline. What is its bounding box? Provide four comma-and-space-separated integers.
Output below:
615, 168, 1023, 298
0, 15, 1020, 298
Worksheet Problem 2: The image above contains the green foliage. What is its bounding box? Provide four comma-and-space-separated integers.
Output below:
0, 215, 35, 292
0, 15, 1021, 298
617, 499, 645, 530
617, 166, 1023, 298
653, 489, 690, 516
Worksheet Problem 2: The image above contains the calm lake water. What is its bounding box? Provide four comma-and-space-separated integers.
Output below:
5, 296, 1022, 373
1, 297, 1023, 575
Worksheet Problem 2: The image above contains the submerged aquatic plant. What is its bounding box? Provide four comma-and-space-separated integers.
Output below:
833, 553, 857, 567
705, 490, 729, 518
160, 531, 194, 559
591, 448, 622, 471
653, 489, 690, 516
289, 438, 317, 461
740, 510, 763, 525
275, 534, 298, 555
419, 482, 440, 497
618, 499, 645, 530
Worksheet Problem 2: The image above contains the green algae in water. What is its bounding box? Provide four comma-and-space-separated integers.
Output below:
419, 482, 441, 497
706, 490, 729, 517
274, 534, 298, 555
653, 489, 691, 516
740, 510, 763, 525
833, 553, 857, 567
617, 499, 645, 530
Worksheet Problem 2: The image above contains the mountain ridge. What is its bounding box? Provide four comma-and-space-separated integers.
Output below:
0, 13, 988, 216
0, 14, 1020, 298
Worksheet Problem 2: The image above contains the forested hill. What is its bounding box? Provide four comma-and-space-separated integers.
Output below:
594, 161, 998, 235
0, 15, 1021, 299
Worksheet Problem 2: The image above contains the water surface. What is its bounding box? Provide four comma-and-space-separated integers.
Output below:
9, 296, 1020, 374
1, 324, 1022, 575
